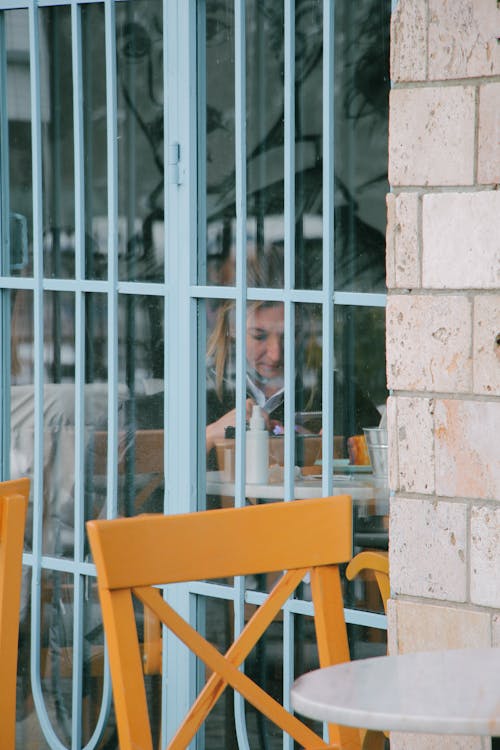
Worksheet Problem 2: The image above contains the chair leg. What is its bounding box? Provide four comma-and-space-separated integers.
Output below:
361, 729, 387, 750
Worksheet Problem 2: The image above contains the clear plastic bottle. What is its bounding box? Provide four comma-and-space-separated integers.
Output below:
245, 405, 269, 484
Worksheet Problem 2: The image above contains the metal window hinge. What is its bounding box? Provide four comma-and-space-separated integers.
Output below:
168, 142, 181, 185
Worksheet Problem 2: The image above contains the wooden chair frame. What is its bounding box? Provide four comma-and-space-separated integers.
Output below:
87, 496, 362, 750
0, 477, 29, 750
346, 550, 389, 614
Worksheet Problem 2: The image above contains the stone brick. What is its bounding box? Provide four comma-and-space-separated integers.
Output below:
393, 397, 435, 494
386, 193, 396, 289
390, 0, 427, 82
390, 497, 467, 601
386, 598, 398, 656
394, 600, 491, 653
473, 295, 500, 396
422, 192, 500, 289
435, 400, 500, 500
428, 0, 500, 80
478, 83, 500, 186
471, 505, 500, 608
386, 295, 472, 392
389, 87, 475, 187
393, 193, 420, 289
386, 396, 399, 491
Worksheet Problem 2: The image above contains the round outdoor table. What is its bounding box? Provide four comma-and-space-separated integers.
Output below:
291, 647, 500, 737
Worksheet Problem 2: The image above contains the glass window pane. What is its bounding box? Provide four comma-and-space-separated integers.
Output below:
42, 292, 75, 559
40, 5, 75, 279
204, 297, 235, 510
334, 2, 390, 293
39, 570, 74, 747
11, 289, 35, 385
202, 0, 236, 286
81, 3, 108, 281
334, 304, 386, 446
11, 289, 34, 550
245, 1, 285, 278
5, 9, 33, 278
198, 597, 236, 748
118, 293, 164, 412
116, 0, 164, 283
118, 294, 164, 517
295, 0, 323, 291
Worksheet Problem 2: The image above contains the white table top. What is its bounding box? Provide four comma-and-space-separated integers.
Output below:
291, 647, 500, 736
206, 470, 389, 511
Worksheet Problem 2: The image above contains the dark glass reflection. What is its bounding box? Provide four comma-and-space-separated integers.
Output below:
334, 304, 387, 448
39, 5, 75, 279
116, 0, 164, 282
201, 0, 389, 293
117, 294, 165, 517
4, 9, 33, 278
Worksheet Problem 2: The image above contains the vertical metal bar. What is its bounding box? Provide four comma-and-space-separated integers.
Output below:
321, 9, 338, 728
196, 0, 208, 509
322, 0, 335, 498
163, 0, 177, 741
83, 4, 95, 381
283, 0, 295, 505
283, 608, 295, 750
71, 2, 84, 738
71, 4, 115, 749
233, 0, 250, 747
196, 0, 207, 286
27, 3, 66, 747
74, 7, 111, 742
194, 0, 208, 550
123, 0, 137, 517
28, 0, 45, 697
342, 2, 356, 442
163, 0, 199, 744
283, 4, 296, 746
233, 0, 247, 511
104, 0, 119, 519
0, 11, 11, 479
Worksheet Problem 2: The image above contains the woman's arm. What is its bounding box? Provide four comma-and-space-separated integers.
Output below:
205, 398, 256, 454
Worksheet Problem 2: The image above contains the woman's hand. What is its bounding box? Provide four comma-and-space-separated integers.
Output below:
206, 398, 256, 453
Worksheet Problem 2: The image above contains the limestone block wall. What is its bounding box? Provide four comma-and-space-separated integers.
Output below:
386, 1, 500, 747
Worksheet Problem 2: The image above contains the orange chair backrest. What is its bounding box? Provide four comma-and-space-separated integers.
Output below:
346, 550, 389, 614
87, 496, 361, 750
0, 477, 29, 750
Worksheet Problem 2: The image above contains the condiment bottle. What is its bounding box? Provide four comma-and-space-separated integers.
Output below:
246, 405, 269, 484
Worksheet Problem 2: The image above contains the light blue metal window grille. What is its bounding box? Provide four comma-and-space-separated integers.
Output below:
0, 1, 390, 748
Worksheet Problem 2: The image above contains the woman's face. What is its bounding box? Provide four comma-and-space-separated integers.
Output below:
246, 304, 284, 385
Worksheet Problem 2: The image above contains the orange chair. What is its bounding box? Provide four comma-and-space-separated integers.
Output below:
0, 477, 29, 750
346, 550, 389, 614
87, 496, 363, 750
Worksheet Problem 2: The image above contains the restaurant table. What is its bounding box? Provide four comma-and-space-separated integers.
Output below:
206, 469, 388, 505
291, 647, 500, 737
